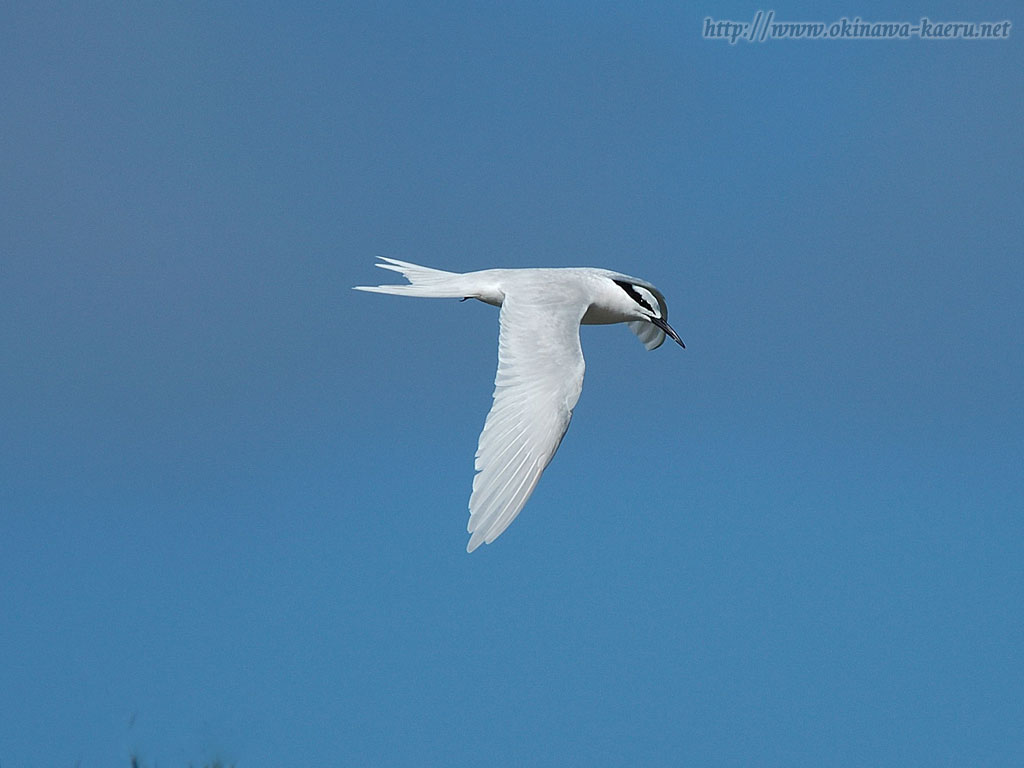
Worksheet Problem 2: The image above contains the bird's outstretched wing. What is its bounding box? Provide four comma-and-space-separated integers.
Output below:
467, 291, 588, 551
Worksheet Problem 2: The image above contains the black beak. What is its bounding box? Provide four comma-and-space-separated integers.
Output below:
651, 316, 685, 348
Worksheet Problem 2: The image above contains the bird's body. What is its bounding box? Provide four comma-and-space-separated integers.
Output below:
355, 258, 684, 552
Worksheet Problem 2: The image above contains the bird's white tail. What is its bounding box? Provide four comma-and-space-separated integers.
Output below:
353, 257, 469, 298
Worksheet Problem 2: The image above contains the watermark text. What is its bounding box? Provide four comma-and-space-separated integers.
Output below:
703, 11, 1012, 43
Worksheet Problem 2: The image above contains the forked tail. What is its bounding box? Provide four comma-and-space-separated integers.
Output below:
353, 257, 469, 298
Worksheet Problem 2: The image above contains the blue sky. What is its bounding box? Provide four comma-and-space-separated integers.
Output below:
2, 1, 1021, 765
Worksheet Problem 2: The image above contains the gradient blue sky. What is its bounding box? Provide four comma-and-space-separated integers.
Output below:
2, 2, 1022, 766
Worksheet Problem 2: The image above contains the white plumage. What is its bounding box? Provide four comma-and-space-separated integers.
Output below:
355, 257, 684, 551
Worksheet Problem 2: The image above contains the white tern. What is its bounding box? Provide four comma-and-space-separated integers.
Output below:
355, 257, 684, 552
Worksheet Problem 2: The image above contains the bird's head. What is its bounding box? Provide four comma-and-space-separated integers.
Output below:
611, 278, 685, 350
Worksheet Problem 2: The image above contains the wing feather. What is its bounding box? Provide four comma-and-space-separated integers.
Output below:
466, 291, 587, 551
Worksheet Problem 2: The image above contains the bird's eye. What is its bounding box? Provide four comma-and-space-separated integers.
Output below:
613, 280, 656, 315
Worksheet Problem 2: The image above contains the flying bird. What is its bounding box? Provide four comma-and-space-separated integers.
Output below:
355, 258, 685, 552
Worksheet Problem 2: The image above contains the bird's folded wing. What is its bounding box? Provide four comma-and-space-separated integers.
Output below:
466, 291, 588, 551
